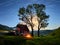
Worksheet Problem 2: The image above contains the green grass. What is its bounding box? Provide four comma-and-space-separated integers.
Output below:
0, 27, 60, 45
0, 35, 60, 45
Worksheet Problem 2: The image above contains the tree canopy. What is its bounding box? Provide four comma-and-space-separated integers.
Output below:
18, 3, 49, 36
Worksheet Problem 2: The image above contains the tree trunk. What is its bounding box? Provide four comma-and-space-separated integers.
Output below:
37, 20, 42, 37
31, 26, 34, 36
38, 27, 40, 37
37, 22, 41, 37
30, 15, 34, 36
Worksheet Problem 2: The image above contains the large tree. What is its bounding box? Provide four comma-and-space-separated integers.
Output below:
18, 5, 34, 36
33, 4, 49, 37
18, 4, 49, 37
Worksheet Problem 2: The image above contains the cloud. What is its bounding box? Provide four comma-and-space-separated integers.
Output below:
0, 0, 15, 6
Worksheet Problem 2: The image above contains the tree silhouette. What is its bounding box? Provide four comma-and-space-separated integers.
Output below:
18, 5, 34, 36
33, 4, 49, 37
18, 4, 49, 37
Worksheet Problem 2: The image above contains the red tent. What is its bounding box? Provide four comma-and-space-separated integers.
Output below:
16, 24, 30, 35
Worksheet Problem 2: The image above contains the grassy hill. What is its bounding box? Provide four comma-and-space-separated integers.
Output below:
0, 27, 60, 45
0, 24, 13, 31
49, 27, 60, 37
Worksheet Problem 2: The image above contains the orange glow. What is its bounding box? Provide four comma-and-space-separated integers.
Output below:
25, 33, 32, 39
26, 34, 31, 38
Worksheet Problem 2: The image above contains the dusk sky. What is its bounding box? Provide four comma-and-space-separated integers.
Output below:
0, 0, 60, 29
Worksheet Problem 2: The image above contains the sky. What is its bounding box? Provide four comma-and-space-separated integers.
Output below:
0, 0, 60, 30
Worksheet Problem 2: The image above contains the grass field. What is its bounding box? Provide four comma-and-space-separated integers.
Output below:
0, 35, 60, 45
0, 27, 60, 45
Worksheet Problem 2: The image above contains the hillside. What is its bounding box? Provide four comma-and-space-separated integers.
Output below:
0, 24, 13, 30
49, 27, 60, 37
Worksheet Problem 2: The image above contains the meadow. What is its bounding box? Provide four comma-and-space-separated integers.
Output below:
0, 27, 60, 45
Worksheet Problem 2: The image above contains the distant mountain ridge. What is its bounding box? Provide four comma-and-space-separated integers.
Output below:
0, 24, 13, 30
